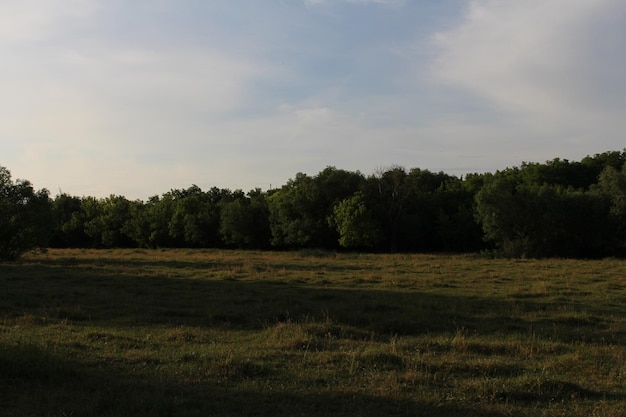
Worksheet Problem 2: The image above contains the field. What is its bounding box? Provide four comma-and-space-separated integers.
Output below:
1, 249, 625, 416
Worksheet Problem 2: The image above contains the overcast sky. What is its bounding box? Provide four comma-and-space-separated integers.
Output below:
2, 0, 625, 200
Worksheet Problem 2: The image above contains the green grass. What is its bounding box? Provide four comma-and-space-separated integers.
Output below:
1, 249, 625, 416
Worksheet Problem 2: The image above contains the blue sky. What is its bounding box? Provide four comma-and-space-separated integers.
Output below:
2, 0, 625, 199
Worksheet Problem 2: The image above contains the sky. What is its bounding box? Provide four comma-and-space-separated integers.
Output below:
2, 0, 625, 200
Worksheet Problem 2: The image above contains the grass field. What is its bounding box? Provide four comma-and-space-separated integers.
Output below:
1, 248, 625, 416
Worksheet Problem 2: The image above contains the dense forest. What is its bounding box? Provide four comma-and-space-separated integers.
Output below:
2, 150, 626, 260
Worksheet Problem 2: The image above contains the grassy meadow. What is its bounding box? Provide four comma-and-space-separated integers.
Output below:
1, 248, 625, 416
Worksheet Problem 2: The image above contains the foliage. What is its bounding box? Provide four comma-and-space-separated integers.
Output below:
474, 170, 613, 258
220, 189, 271, 248
84, 195, 136, 247
329, 191, 383, 248
597, 164, 626, 254
168, 185, 221, 247
268, 167, 365, 248
0, 166, 51, 260
366, 166, 411, 251
50, 193, 87, 247
6, 149, 626, 258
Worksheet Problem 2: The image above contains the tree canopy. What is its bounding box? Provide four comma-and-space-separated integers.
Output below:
0, 167, 51, 260
2, 150, 626, 260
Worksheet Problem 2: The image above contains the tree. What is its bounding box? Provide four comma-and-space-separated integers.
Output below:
474, 170, 545, 257
598, 164, 626, 254
328, 191, 383, 249
168, 185, 229, 247
50, 193, 85, 247
58, 196, 100, 248
140, 194, 177, 248
0, 166, 52, 260
268, 168, 365, 249
432, 176, 484, 252
401, 168, 457, 251
83, 195, 135, 248
119, 199, 150, 248
268, 173, 320, 248
365, 166, 410, 252
475, 169, 613, 258
219, 189, 271, 248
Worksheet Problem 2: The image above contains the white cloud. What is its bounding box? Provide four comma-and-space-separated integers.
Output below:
431, 0, 626, 127
304, 0, 404, 8
0, 6, 274, 198
5, 1, 626, 199
344, 0, 404, 4
303, 0, 327, 6
0, 43, 262, 145
0, 0, 98, 42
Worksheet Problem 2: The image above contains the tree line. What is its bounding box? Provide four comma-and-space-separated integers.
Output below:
2, 150, 626, 260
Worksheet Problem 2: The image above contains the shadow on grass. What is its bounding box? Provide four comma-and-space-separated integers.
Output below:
29, 254, 371, 273
2, 257, 625, 416
0, 343, 508, 417
0, 258, 621, 343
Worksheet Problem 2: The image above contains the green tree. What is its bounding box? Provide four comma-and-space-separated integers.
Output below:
50, 193, 88, 247
119, 199, 152, 248
268, 167, 364, 249
59, 196, 101, 248
268, 173, 319, 248
598, 164, 626, 254
219, 189, 271, 248
83, 195, 135, 247
363, 167, 464, 252
401, 168, 456, 251
474, 171, 542, 257
0, 166, 52, 260
475, 170, 612, 258
145, 194, 177, 248
329, 191, 382, 249
433, 176, 484, 252
168, 185, 228, 247
365, 166, 410, 252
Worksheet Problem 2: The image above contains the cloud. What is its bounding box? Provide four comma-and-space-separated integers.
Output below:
303, 0, 327, 6
304, 0, 404, 8
0, 2, 276, 198
0, 0, 97, 42
346, 0, 404, 4
431, 0, 626, 130
344, 0, 404, 4
5, 0, 625, 200
0, 42, 263, 144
